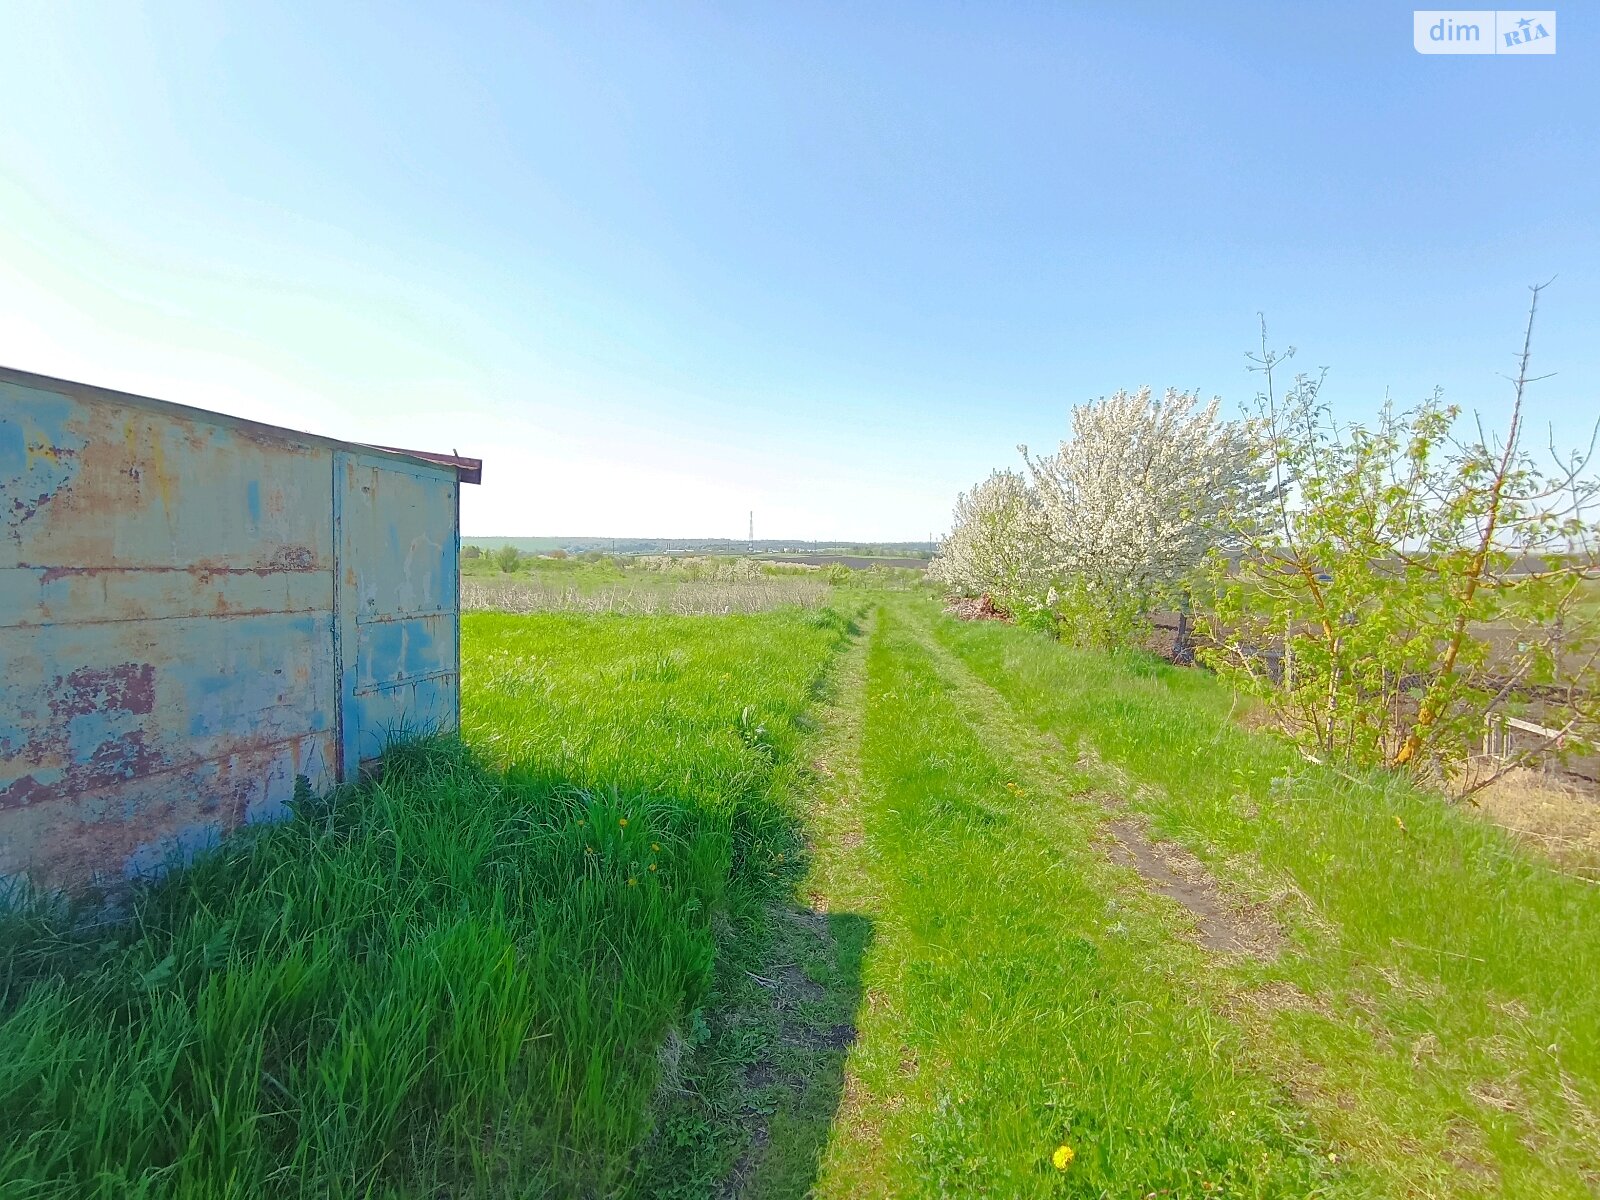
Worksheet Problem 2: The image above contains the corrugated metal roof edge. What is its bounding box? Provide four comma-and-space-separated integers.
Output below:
1, 364, 483, 485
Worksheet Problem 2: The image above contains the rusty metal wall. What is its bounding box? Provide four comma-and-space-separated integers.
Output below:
334, 451, 460, 771
1, 369, 462, 889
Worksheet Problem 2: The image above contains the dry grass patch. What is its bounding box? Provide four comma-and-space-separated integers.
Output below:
1472, 767, 1600, 879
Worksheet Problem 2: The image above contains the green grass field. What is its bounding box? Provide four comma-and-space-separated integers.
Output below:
3, 591, 1597, 1196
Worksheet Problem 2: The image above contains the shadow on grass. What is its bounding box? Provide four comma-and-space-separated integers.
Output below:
637, 900, 873, 1200
0, 736, 861, 1199
732, 907, 872, 1200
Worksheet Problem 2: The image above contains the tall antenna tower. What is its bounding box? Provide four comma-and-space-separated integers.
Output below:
748, 511, 754, 552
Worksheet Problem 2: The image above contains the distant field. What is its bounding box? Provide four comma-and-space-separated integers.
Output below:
758, 553, 929, 570
460, 553, 921, 615
463, 575, 835, 615
463, 536, 935, 559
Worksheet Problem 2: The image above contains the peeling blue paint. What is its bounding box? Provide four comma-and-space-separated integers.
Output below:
354, 617, 453, 693
438, 540, 455, 601
0, 413, 25, 476
0, 388, 87, 541
184, 671, 237, 737
0, 713, 28, 756
66, 710, 135, 762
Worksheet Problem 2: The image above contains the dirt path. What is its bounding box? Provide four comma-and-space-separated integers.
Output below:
711, 610, 878, 1199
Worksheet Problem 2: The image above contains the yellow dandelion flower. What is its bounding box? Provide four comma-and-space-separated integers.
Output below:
1052, 1144, 1075, 1171
649, 863, 658, 872
651, 842, 661, 852
628, 877, 637, 886
619, 817, 629, 828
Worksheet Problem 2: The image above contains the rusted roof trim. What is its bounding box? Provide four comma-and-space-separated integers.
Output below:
364, 446, 483, 485
0, 364, 482, 485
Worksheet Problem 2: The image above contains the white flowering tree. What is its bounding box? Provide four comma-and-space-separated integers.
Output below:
1023, 387, 1266, 647
930, 469, 1048, 613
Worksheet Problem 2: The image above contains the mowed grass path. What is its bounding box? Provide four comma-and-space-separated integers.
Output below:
745, 594, 1599, 1197
798, 601, 1336, 1197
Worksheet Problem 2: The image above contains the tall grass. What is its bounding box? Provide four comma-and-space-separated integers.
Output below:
461, 576, 834, 615
460, 554, 926, 616
0, 607, 856, 1198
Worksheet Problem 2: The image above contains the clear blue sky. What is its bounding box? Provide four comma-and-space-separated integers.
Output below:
2, 3, 1594, 540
